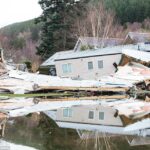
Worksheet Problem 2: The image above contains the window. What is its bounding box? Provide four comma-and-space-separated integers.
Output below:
63, 108, 72, 117
99, 112, 104, 120
88, 111, 94, 119
88, 61, 93, 70
98, 60, 103, 69
62, 63, 72, 73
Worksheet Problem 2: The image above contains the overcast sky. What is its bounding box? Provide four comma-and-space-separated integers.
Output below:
0, 0, 42, 28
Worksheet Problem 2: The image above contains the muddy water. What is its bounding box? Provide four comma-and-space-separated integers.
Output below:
1, 113, 150, 150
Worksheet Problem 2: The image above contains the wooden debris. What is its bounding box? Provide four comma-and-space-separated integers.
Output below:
38, 86, 129, 92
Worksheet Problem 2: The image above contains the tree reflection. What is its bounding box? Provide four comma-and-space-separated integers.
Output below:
3, 113, 150, 150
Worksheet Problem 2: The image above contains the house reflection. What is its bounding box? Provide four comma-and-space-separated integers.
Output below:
44, 103, 150, 138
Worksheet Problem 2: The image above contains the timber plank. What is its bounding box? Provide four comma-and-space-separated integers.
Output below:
38, 86, 129, 92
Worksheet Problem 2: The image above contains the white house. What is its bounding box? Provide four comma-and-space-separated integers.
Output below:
40, 37, 123, 77
55, 46, 123, 79
54, 43, 147, 79
40, 34, 150, 79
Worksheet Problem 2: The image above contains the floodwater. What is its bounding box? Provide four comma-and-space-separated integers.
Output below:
1, 113, 150, 150
0, 95, 149, 150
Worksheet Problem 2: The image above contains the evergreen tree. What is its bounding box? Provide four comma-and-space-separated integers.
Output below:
36, 0, 83, 59
105, 0, 150, 24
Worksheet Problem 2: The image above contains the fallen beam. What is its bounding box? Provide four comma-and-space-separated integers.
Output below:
38, 86, 129, 92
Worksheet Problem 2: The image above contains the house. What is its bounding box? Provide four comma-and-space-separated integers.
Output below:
55, 44, 147, 80
74, 37, 124, 52
40, 44, 138, 80
55, 46, 123, 79
40, 43, 150, 80
40, 37, 123, 76
40, 33, 150, 79
124, 32, 150, 44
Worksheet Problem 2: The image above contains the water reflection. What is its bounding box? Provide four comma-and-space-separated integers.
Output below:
0, 96, 150, 149
44, 101, 150, 136
2, 113, 150, 150
4, 114, 79, 150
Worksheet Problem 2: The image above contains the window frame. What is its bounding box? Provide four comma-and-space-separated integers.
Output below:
98, 60, 103, 69
99, 112, 104, 120
88, 110, 94, 119
88, 61, 93, 70
63, 108, 72, 118
62, 63, 72, 73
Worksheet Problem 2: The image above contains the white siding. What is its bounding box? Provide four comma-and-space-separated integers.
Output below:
55, 54, 122, 80
56, 105, 123, 126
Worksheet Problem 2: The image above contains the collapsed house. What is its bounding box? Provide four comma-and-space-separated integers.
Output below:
40, 37, 124, 76
40, 31, 150, 79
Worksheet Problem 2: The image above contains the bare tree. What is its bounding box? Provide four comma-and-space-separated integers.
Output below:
75, 2, 120, 47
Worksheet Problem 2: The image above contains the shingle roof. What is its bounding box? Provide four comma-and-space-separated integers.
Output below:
126, 32, 150, 43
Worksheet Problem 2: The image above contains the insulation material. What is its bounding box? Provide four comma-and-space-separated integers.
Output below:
101, 98, 150, 119
114, 62, 150, 83
0, 78, 35, 94
8, 70, 103, 88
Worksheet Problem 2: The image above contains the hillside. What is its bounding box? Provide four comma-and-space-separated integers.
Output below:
0, 19, 42, 71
